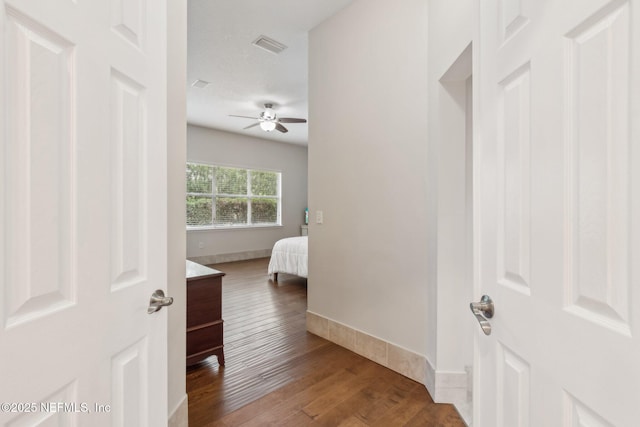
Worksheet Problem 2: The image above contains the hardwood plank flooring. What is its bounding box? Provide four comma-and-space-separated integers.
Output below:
186, 258, 464, 426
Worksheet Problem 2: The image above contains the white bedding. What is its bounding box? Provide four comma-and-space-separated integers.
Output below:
268, 236, 308, 278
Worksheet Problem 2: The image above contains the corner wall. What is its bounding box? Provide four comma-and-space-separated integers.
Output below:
186, 125, 308, 263
308, 0, 476, 420
308, 0, 430, 361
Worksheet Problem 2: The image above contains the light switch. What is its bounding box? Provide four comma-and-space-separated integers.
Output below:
316, 210, 323, 224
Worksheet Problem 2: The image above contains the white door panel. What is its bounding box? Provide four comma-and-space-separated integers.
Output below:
1, 0, 168, 425
475, 0, 640, 425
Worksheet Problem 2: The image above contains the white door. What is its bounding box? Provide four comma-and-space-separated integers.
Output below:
0, 0, 169, 425
474, 0, 640, 425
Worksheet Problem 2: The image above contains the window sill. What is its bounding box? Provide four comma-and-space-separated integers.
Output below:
187, 224, 283, 232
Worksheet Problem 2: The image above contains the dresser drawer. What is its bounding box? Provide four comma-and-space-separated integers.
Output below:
186, 321, 223, 356
186, 277, 222, 327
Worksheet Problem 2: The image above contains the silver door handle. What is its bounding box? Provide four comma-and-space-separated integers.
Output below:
148, 289, 174, 314
470, 295, 494, 335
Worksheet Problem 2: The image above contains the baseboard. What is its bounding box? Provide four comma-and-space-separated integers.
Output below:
168, 393, 188, 427
306, 311, 426, 384
425, 358, 472, 425
307, 311, 472, 425
188, 249, 271, 265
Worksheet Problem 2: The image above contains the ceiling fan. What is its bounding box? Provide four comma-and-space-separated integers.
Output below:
230, 103, 307, 133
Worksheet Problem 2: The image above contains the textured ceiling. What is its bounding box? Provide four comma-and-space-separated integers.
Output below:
187, 0, 354, 145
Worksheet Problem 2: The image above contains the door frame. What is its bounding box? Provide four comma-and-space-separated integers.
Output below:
430, 42, 475, 424
166, 0, 189, 423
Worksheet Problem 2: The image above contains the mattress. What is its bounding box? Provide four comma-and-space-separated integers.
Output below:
267, 236, 308, 278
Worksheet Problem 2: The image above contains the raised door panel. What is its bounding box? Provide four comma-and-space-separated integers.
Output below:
497, 62, 531, 295
496, 344, 530, 427
112, 339, 148, 427
498, 0, 530, 43
563, 394, 615, 427
564, 0, 631, 335
4, 383, 77, 426
111, 0, 145, 49
110, 69, 148, 291
3, 6, 75, 328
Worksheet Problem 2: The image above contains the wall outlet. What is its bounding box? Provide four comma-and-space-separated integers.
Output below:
198, 241, 205, 249
316, 210, 323, 224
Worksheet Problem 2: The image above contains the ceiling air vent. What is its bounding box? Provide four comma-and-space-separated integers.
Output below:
252, 35, 287, 54
192, 79, 210, 89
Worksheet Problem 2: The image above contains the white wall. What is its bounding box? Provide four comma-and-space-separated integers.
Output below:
308, 0, 430, 356
186, 125, 308, 261
308, 0, 475, 408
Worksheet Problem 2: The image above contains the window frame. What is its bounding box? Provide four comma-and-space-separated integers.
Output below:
186, 162, 282, 230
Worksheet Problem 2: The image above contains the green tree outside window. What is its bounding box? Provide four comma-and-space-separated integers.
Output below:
186, 163, 281, 228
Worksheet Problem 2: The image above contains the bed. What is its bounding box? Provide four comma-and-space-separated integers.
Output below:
268, 236, 308, 281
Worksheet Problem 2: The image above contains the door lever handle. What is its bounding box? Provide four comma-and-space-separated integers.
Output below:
470, 295, 494, 335
148, 289, 174, 314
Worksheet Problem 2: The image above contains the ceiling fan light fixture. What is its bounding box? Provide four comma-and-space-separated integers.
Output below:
263, 107, 275, 120
260, 121, 277, 132
229, 103, 305, 134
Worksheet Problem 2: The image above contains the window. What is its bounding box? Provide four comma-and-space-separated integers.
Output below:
186, 163, 281, 228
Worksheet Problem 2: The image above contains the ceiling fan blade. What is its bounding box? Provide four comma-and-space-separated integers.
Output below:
230, 114, 259, 120
278, 118, 307, 123
275, 123, 289, 133
243, 122, 260, 130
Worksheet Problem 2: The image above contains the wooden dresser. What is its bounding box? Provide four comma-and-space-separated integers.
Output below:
186, 260, 225, 367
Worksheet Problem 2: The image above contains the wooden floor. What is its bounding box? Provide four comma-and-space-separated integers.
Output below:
186, 258, 465, 427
